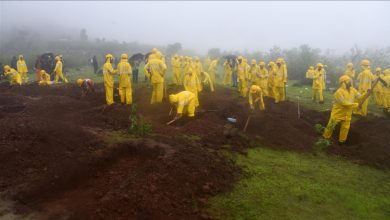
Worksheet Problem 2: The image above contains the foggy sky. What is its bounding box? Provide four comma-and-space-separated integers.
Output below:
1, 1, 390, 54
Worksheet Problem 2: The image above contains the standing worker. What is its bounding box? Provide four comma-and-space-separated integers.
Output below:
344, 63, 356, 85
249, 85, 265, 111
3, 65, 22, 86
237, 56, 249, 97
171, 55, 182, 85
267, 61, 276, 99
92, 55, 98, 74
273, 58, 288, 103
117, 54, 133, 105
248, 59, 259, 86
144, 49, 167, 104
373, 67, 384, 106
323, 75, 362, 144
208, 59, 219, 84
103, 54, 117, 105
17, 55, 28, 83
53, 56, 68, 83
312, 63, 325, 104
257, 61, 269, 97
381, 69, 390, 113
183, 68, 201, 106
223, 60, 232, 86
355, 59, 374, 116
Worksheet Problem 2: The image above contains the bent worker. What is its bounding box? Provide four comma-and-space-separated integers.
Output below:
312, 63, 325, 104
323, 75, 362, 144
355, 59, 374, 116
249, 85, 265, 111
200, 71, 214, 92
168, 90, 199, 123
17, 55, 28, 83
144, 49, 167, 104
53, 56, 68, 83
76, 78, 94, 97
3, 65, 22, 86
117, 54, 133, 105
103, 54, 118, 105
39, 70, 52, 86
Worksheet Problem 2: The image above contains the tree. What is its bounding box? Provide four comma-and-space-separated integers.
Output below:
208, 48, 221, 59
166, 42, 182, 55
80, 28, 88, 42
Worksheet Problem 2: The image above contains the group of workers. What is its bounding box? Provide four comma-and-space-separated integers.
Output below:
2, 55, 69, 86
2, 50, 390, 144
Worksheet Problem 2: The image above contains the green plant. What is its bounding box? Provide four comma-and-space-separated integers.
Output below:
128, 104, 152, 137
314, 138, 331, 153
314, 123, 325, 134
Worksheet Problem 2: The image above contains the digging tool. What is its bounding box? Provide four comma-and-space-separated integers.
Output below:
297, 95, 301, 119
358, 77, 381, 109
243, 114, 252, 132
168, 106, 173, 116
166, 116, 180, 125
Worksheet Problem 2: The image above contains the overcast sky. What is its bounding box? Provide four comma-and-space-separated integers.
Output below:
1, 1, 390, 54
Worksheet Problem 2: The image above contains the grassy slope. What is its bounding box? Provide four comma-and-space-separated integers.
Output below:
208, 147, 390, 220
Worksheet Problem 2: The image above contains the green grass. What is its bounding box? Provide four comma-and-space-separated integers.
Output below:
286, 80, 384, 116
208, 147, 390, 220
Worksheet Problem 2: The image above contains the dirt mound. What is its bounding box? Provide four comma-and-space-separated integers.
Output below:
0, 83, 389, 219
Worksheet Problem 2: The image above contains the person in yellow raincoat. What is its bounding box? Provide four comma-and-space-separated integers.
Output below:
193, 57, 203, 78
103, 54, 118, 105
312, 63, 325, 103
355, 59, 375, 116
237, 56, 249, 97
373, 67, 384, 106
344, 63, 355, 83
208, 59, 219, 84
267, 62, 276, 98
306, 66, 315, 79
3, 65, 22, 86
381, 69, 390, 113
323, 75, 363, 143
169, 90, 199, 119
183, 68, 201, 106
273, 58, 287, 103
53, 56, 68, 83
117, 54, 133, 105
204, 57, 212, 73
248, 59, 259, 86
249, 85, 265, 111
17, 55, 28, 83
38, 70, 52, 86
200, 71, 214, 92
171, 55, 181, 85
257, 61, 269, 97
144, 51, 167, 104
223, 60, 232, 86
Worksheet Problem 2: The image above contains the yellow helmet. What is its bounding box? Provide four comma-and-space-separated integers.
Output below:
77, 79, 84, 86
251, 59, 256, 64
55, 56, 60, 61
3, 65, 11, 71
237, 55, 243, 60
259, 61, 265, 66
309, 66, 314, 70
120, 53, 128, 60
268, 61, 275, 67
276, 58, 283, 64
383, 69, 390, 75
151, 48, 159, 53
316, 63, 324, 68
105, 54, 113, 59
250, 85, 260, 93
360, 59, 370, 66
19, 55, 24, 59
40, 70, 46, 74
347, 63, 353, 67
375, 67, 382, 72
339, 75, 351, 84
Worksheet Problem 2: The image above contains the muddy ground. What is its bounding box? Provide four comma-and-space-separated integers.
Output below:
0, 83, 389, 219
